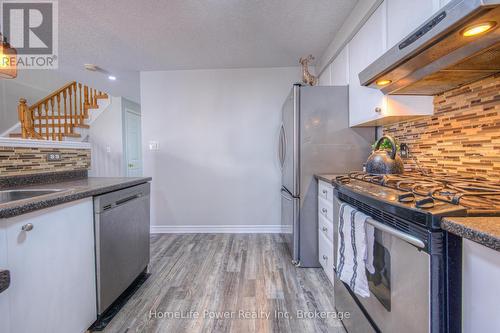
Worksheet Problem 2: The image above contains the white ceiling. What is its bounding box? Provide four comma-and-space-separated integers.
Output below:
18, 1, 359, 102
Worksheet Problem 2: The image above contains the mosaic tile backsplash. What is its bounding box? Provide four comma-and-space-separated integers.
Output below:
384, 74, 500, 181
0, 146, 91, 177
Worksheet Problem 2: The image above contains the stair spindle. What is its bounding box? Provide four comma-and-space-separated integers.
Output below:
57, 94, 62, 140
62, 89, 68, 135
37, 105, 42, 135
49, 97, 56, 141
73, 83, 78, 126
68, 87, 74, 133
84, 86, 89, 118
78, 83, 83, 123
43, 101, 53, 140
45, 100, 50, 140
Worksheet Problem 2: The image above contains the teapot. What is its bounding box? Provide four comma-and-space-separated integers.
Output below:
365, 135, 404, 175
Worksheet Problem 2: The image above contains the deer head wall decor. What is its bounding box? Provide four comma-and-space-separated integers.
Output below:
299, 55, 317, 86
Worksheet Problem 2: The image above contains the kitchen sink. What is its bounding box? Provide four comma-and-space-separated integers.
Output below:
0, 189, 63, 204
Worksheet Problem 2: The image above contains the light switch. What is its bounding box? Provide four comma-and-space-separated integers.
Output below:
149, 141, 160, 151
106, 146, 111, 153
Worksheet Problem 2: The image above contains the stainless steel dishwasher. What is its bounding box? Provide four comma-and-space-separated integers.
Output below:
94, 182, 150, 315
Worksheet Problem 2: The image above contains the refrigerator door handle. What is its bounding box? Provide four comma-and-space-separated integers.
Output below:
281, 123, 287, 169
278, 124, 285, 169
278, 125, 283, 170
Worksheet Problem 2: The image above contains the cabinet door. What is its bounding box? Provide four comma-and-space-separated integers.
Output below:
331, 45, 349, 86
5, 199, 96, 333
462, 239, 500, 332
385, 0, 436, 121
349, 1, 434, 127
0, 229, 10, 333
387, 0, 439, 49
440, 0, 452, 8
318, 63, 332, 86
348, 2, 387, 127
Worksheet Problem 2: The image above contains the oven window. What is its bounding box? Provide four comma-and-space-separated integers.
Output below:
366, 231, 391, 311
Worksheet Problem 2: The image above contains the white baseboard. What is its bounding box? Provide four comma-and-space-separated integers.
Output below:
151, 225, 286, 234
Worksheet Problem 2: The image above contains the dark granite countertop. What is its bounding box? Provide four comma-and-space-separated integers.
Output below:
315, 174, 343, 185
442, 217, 500, 252
0, 177, 152, 219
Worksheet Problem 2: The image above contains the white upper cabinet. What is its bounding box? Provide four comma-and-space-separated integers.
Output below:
331, 45, 349, 86
319, 45, 349, 87
348, 0, 435, 127
348, 2, 387, 127
440, 0, 453, 8
318, 64, 332, 86
387, 0, 440, 49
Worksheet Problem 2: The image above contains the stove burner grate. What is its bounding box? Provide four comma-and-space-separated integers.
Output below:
340, 171, 500, 212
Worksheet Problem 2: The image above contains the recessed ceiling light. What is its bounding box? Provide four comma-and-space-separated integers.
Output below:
376, 79, 392, 86
462, 21, 497, 37
108, 75, 117, 81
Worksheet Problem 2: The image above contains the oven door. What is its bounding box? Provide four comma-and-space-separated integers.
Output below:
333, 196, 430, 333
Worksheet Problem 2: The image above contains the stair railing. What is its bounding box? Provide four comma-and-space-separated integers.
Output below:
17, 81, 108, 140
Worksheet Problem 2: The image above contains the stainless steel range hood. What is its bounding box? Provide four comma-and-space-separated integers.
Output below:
359, 0, 500, 96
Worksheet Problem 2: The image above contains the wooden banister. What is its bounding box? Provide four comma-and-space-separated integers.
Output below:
16, 81, 108, 141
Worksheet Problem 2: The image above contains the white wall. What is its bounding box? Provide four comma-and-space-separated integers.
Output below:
141, 67, 300, 229
88, 97, 124, 177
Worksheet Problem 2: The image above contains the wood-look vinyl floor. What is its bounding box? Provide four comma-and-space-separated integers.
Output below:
103, 234, 345, 333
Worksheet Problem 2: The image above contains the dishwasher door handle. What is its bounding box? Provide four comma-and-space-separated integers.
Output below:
366, 217, 425, 249
115, 193, 142, 206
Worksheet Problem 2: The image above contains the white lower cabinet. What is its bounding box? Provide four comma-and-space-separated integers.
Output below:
462, 239, 500, 333
0, 198, 97, 333
318, 180, 335, 285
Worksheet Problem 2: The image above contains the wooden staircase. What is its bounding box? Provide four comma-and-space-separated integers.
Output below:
11, 81, 108, 141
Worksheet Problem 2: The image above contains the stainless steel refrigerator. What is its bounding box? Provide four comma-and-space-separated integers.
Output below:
279, 84, 374, 267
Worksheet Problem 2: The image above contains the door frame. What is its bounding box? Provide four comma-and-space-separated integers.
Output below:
121, 99, 142, 177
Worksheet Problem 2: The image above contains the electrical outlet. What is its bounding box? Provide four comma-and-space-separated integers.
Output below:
400, 143, 410, 159
149, 141, 160, 151
47, 153, 62, 161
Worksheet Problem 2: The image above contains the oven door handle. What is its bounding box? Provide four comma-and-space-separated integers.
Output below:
366, 217, 425, 249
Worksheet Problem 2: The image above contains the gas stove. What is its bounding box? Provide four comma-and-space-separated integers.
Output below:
332, 171, 485, 332
334, 171, 500, 230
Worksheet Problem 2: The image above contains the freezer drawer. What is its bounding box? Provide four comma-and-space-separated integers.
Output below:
94, 183, 151, 315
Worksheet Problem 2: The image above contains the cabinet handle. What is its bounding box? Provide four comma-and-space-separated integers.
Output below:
323, 255, 328, 260
321, 208, 327, 214
322, 189, 328, 194
322, 227, 328, 232
0, 270, 10, 294
21, 223, 34, 232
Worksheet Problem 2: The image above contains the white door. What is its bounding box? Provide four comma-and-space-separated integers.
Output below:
124, 110, 143, 177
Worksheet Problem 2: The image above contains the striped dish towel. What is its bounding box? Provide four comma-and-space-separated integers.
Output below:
336, 203, 375, 298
